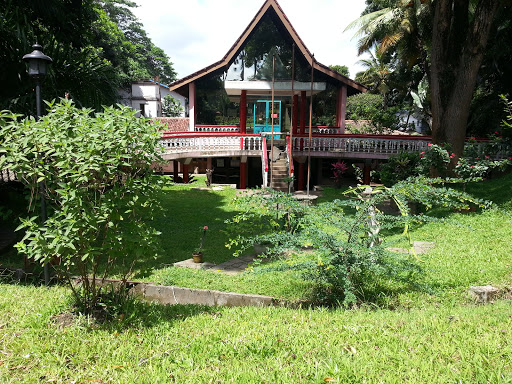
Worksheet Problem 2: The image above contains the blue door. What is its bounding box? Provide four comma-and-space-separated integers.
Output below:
253, 100, 281, 139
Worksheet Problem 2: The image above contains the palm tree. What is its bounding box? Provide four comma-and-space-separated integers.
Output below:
345, 0, 432, 69
355, 51, 393, 105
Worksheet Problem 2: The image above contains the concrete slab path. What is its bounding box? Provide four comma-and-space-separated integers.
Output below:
211, 254, 261, 275
174, 254, 263, 275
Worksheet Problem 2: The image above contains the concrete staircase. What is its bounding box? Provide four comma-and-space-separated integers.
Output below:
269, 147, 292, 192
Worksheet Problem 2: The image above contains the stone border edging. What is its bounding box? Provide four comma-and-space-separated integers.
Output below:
0, 269, 281, 308
130, 282, 280, 307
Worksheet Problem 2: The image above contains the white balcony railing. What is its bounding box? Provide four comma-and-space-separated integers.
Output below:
194, 125, 240, 133
306, 127, 341, 135
292, 136, 431, 155
159, 132, 508, 162
160, 134, 263, 155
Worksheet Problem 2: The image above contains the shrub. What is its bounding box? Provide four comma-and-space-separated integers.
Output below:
0, 100, 164, 316
455, 157, 512, 182
225, 189, 307, 257
418, 143, 452, 175
500, 94, 512, 140
226, 181, 490, 307
378, 152, 421, 186
162, 94, 184, 117
331, 161, 348, 186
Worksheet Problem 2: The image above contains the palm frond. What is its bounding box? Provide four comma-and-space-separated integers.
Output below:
344, 8, 391, 33
378, 32, 403, 55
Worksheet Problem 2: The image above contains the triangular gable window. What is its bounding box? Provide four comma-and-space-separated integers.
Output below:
226, 13, 310, 82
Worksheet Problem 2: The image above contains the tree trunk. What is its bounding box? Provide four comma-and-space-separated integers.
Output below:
430, 0, 499, 159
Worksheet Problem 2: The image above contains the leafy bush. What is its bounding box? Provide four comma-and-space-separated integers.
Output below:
313, 115, 337, 127
378, 152, 421, 186
214, 116, 240, 126
225, 190, 307, 257
0, 100, 164, 316
418, 143, 453, 175
346, 93, 401, 132
331, 161, 348, 186
500, 94, 512, 141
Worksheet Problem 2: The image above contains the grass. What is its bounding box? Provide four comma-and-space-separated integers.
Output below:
149, 174, 512, 305
2, 174, 512, 303
0, 283, 510, 383
132, 177, 316, 299
1, 174, 512, 382
153, 176, 240, 265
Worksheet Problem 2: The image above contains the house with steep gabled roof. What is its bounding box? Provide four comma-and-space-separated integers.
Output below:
169, 0, 365, 134
160, 0, 430, 190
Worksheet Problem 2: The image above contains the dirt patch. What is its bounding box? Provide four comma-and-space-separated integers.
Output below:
51, 312, 75, 329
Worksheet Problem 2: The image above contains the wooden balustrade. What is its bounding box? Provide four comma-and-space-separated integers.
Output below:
291, 135, 431, 155
194, 125, 240, 132
160, 134, 262, 154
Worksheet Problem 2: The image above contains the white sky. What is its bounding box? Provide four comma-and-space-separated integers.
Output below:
132, 0, 369, 81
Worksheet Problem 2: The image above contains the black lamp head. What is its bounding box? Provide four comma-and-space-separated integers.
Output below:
23, 44, 53, 79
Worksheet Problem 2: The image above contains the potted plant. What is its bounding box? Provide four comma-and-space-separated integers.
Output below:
193, 226, 208, 263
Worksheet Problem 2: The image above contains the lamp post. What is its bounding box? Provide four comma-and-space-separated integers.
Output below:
23, 44, 53, 285
23, 44, 52, 117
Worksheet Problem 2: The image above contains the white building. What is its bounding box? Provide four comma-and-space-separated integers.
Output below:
119, 80, 187, 118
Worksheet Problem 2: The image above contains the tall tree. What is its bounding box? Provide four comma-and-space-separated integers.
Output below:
430, 0, 500, 157
467, 6, 512, 136
349, 0, 506, 158
99, 0, 176, 83
0, 0, 176, 114
355, 51, 393, 104
346, 0, 432, 71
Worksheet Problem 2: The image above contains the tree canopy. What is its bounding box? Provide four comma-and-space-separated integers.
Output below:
0, 0, 176, 114
348, 0, 511, 158
329, 65, 350, 77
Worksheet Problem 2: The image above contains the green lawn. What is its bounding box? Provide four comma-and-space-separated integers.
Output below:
142, 175, 512, 305
0, 283, 510, 383
3, 174, 512, 303
0, 174, 512, 382
129, 177, 317, 299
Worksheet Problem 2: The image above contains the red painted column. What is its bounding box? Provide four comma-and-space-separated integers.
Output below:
240, 161, 247, 189
173, 160, 179, 181
240, 90, 247, 134
292, 94, 299, 135
300, 91, 307, 135
298, 162, 305, 191
336, 85, 347, 133
183, 164, 189, 184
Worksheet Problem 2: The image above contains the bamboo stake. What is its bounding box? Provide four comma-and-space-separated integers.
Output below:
307, 55, 314, 197
270, 55, 275, 189
290, 44, 295, 180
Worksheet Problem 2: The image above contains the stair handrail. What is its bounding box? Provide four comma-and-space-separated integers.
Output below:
261, 134, 268, 189
286, 134, 294, 179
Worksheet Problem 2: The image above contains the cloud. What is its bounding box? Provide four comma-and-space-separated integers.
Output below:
133, 0, 370, 80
